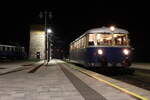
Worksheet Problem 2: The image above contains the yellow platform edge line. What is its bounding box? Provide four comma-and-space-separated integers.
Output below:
66, 63, 149, 100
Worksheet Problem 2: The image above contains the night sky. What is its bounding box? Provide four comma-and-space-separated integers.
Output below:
0, 2, 149, 62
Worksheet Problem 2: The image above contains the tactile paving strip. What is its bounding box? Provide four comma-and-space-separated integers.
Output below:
59, 64, 107, 100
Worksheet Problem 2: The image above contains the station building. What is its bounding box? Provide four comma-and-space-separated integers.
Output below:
29, 25, 45, 59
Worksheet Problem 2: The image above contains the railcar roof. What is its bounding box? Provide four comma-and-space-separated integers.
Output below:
86, 27, 129, 34
0, 44, 21, 48
70, 26, 129, 44
0, 44, 14, 47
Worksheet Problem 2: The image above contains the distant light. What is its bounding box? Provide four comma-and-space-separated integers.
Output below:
110, 26, 115, 31
47, 28, 52, 33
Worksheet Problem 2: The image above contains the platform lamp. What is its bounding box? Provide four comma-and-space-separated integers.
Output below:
47, 28, 53, 63
40, 11, 52, 64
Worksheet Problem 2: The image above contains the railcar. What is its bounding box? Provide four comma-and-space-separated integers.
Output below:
0, 45, 26, 60
69, 26, 133, 68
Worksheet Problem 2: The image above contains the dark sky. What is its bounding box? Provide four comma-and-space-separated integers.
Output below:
0, 2, 149, 62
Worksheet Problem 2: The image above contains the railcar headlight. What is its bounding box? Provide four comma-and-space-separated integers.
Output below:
98, 49, 103, 55
123, 49, 130, 55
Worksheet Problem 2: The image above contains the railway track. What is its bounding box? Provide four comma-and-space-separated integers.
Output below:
96, 69, 150, 91
0, 62, 44, 75
112, 72, 150, 91
70, 62, 150, 91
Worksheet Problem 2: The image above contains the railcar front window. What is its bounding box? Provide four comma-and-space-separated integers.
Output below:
96, 34, 112, 46
113, 34, 128, 46
88, 33, 129, 46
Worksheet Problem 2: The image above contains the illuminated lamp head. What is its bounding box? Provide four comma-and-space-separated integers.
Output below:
123, 49, 130, 55
110, 26, 115, 31
98, 49, 103, 55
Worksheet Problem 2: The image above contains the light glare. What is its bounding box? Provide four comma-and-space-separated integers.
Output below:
110, 26, 115, 31
123, 49, 130, 55
98, 49, 103, 55
47, 28, 52, 33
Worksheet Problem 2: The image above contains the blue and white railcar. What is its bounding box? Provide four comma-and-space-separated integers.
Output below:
69, 26, 132, 67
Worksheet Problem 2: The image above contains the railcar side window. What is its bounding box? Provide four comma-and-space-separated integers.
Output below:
83, 36, 87, 48
15, 48, 18, 52
4, 47, 7, 51
2, 47, 5, 51
88, 34, 95, 46
81, 38, 84, 48
79, 39, 81, 48
12, 47, 15, 52
74, 42, 77, 49
7, 47, 10, 52
0, 46, 2, 51
72, 43, 75, 50
70, 45, 72, 51
77, 41, 79, 48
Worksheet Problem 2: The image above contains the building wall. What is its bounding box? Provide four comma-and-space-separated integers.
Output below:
29, 25, 45, 59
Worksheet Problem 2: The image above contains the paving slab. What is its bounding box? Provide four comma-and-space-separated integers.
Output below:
0, 59, 84, 100
0, 59, 149, 100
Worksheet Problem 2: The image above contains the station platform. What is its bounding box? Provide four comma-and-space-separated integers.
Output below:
0, 59, 149, 100
46, 59, 150, 100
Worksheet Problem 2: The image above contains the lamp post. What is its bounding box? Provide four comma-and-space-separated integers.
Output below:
40, 11, 52, 64
47, 28, 52, 63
